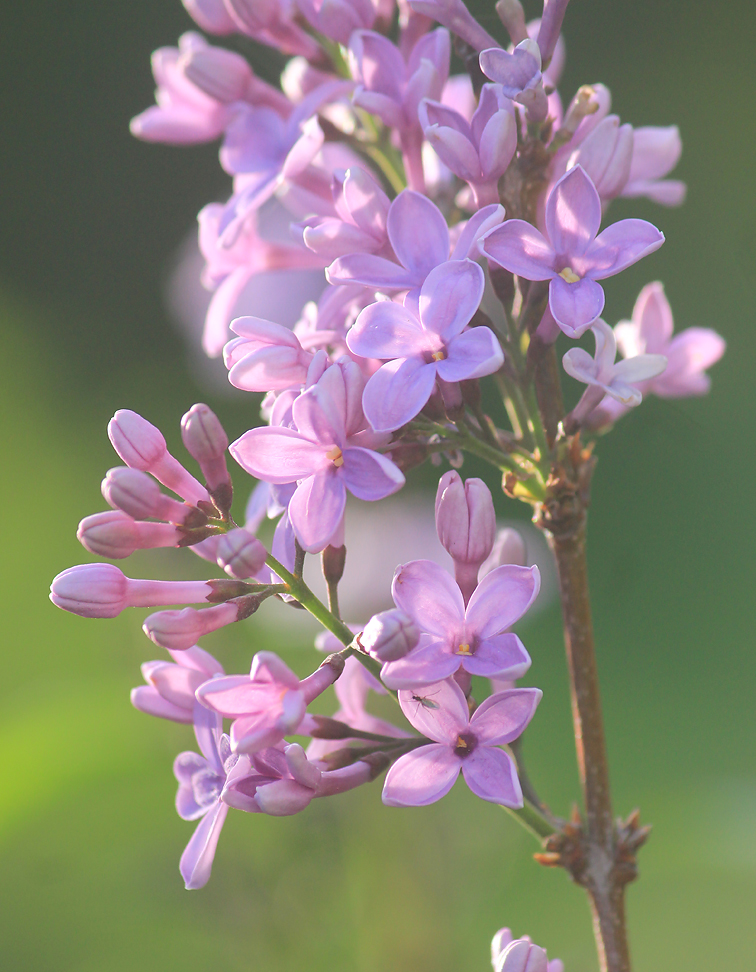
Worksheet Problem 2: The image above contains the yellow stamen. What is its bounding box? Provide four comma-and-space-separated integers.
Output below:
456, 735, 469, 749
558, 267, 581, 284
326, 446, 344, 468
431, 350, 447, 362
457, 643, 471, 655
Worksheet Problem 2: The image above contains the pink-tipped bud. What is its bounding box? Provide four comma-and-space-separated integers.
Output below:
77, 510, 182, 559
479, 527, 527, 581
494, 940, 549, 972
182, 0, 237, 34
181, 45, 253, 103
142, 602, 238, 650
216, 528, 267, 579
361, 609, 419, 662
436, 471, 496, 566
180, 403, 231, 493
50, 563, 128, 618
101, 467, 199, 525
108, 410, 211, 507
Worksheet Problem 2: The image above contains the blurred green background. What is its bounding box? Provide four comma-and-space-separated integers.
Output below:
1, 1, 754, 969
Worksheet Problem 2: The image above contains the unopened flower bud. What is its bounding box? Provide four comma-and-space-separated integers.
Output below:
567, 115, 633, 200
436, 471, 496, 565
216, 528, 267, 579
181, 0, 236, 34
495, 940, 549, 972
50, 565, 214, 618
181, 404, 232, 510
495, 0, 528, 43
108, 410, 210, 507
142, 602, 239, 650
77, 510, 182, 559
101, 467, 199, 525
181, 45, 253, 103
361, 609, 420, 661
479, 527, 527, 580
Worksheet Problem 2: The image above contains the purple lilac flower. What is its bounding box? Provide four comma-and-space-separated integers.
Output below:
223, 316, 317, 392
380, 558, 538, 689
620, 126, 686, 206
182, 0, 237, 35
223, 0, 320, 59
328, 187, 503, 292
491, 928, 564, 972
479, 39, 548, 123
435, 471, 496, 603
197, 651, 343, 753
229, 362, 405, 552
300, 166, 391, 261
565, 115, 634, 202
562, 319, 668, 430
132, 645, 225, 724
382, 678, 541, 806
419, 84, 517, 208
346, 260, 502, 432
480, 166, 665, 337
586, 282, 725, 426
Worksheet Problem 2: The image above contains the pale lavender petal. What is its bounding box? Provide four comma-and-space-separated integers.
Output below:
327, 252, 417, 289
230, 427, 326, 483
387, 191, 449, 277
627, 125, 681, 183
350, 30, 406, 102
227, 345, 310, 392
392, 559, 465, 637
461, 747, 522, 805
479, 221, 555, 280
584, 219, 665, 280
341, 446, 405, 500
174, 751, 209, 788
548, 275, 604, 336
281, 117, 324, 179
380, 640, 459, 690
302, 218, 380, 259
545, 166, 602, 258
194, 702, 224, 772
255, 778, 315, 815
361, 356, 438, 432
470, 687, 542, 745
461, 633, 531, 680
655, 328, 726, 397
424, 125, 481, 182
478, 109, 517, 182
612, 354, 667, 384
197, 675, 277, 718
382, 745, 461, 806
562, 346, 599, 383
622, 178, 686, 207
398, 677, 469, 741
347, 301, 429, 359
419, 98, 472, 138
419, 260, 485, 341
466, 564, 540, 637
131, 686, 193, 723
291, 385, 344, 446
288, 471, 346, 552
351, 89, 405, 128
451, 204, 505, 261
438, 327, 504, 382
203, 266, 253, 357
180, 801, 229, 889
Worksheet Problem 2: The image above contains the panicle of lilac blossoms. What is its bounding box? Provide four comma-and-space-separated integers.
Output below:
479, 39, 548, 124
435, 471, 496, 603
327, 188, 504, 294
229, 360, 405, 552
419, 84, 517, 208
382, 677, 541, 807
49, 563, 220, 619
107, 409, 211, 508
562, 318, 668, 432
196, 650, 344, 753
132, 645, 225, 724
480, 166, 665, 337
586, 282, 725, 427
408, 0, 499, 53
491, 928, 564, 972
379, 551, 539, 690
346, 260, 503, 432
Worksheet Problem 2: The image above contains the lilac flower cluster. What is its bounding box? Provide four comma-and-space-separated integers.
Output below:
50, 0, 727, 963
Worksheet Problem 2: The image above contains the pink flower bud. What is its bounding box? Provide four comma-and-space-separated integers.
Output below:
77, 510, 182, 559
567, 115, 633, 200
494, 940, 549, 972
50, 564, 214, 618
101, 467, 194, 524
181, 0, 237, 34
495, 0, 528, 43
142, 602, 239, 650
180, 403, 231, 493
479, 527, 527, 580
216, 528, 267, 578
435, 472, 496, 566
180, 45, 253, 103
108, 410, 210, 507
361, 609, 420, 661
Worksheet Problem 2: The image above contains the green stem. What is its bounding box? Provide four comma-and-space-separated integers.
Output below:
503, 801, 556, 841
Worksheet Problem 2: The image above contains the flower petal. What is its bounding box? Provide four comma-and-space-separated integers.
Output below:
292, 384, 345, 446
418, 260, 485, 341
612, 353, 668, 384
584, 219, 665, 280
392, 559, 465, 638
398, 677, 470, 742
548, 275, 604, 336
179, 801, 229, 889
288, 471, 346, 553
382, 745, 461, 806
341, 446, 405, 500
450, 204, 505, 261
466, 564, 540, 637
437, 327, 504, 382
546, 165, 601, 258
461, 633, 531, 680
380, 639, 459, 690
362, 356, 438, 432
203, 266, 253, 357
327, 253, 417, 289
387, 190, 449, 277
470, 687, 542, 745
230, 427, 326, 483
347, 300, 429, 359
479, 220, 554, 280
461, 747, 522, 805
